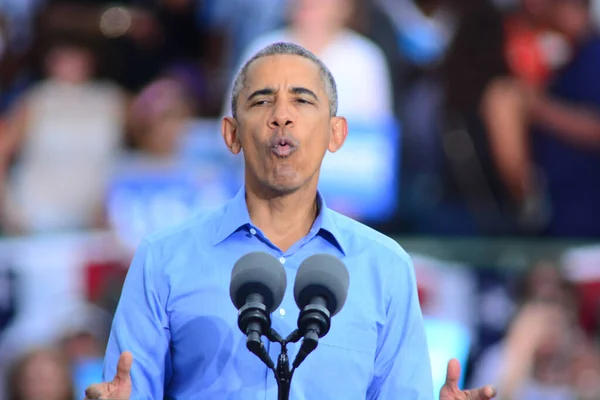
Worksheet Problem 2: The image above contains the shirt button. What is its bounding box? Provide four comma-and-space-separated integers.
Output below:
279, 308, 286, 316
279, 257, 286, 264
249, 228, 257, 235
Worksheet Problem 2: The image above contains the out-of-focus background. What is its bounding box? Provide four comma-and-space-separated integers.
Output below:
0, 0, 599, 399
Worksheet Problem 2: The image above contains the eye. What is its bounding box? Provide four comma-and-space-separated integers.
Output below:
295, 98, 312, 105
251, 100, 270, 107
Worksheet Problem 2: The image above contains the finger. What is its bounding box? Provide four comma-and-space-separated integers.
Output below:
444, 358, 461, 390
465, 386, 497, 400
115, 351, 133, 382
85, 384, 104, 399
479, 385, 497, 399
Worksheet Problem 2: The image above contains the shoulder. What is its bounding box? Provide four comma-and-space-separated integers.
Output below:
140, 205, 226, 257
329, 210, 412, 267
328, 210, 418, 301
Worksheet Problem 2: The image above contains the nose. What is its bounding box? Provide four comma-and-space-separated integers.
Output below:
267, 101, 295, 129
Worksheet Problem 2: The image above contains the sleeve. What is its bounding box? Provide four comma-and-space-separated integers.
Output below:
102, 239, 172, 399
367, 255, 434, 399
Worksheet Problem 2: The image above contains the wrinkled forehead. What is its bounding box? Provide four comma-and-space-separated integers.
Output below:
243, 54, 324, 95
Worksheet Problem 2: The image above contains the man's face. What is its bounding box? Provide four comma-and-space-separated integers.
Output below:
222, 54, 347, 194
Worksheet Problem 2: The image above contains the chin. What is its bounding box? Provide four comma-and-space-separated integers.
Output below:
270, 183, 302, 195
260, 179, 304, 196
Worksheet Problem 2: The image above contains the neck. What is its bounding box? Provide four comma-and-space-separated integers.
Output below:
245, 183, 319, 252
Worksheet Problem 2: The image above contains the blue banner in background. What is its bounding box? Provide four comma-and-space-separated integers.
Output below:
424, 318, 471, 400
106, 118, 401, 248
106, 120, 244, 249
319, 117, 401, 222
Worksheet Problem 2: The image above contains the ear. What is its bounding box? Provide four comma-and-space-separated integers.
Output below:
328, 116, 348, 153
222, 117, 242, 154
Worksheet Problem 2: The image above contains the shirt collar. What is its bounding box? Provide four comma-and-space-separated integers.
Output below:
212, 186, 346, 255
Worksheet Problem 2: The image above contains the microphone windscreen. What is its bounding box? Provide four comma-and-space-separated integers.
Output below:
294, 254, 349, 316
230, 252, 287, 313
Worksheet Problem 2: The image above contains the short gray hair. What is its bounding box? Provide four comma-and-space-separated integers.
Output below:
230, 42, 338, 118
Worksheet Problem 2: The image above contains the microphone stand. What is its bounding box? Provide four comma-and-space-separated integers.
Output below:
267, 329, 303, 400
276, 344, 291, 400
247, 328, 318, 400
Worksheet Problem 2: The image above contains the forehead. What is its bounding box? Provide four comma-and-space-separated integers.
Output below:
243, 54, 323, 92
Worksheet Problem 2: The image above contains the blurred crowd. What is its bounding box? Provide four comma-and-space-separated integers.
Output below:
0, 0, 600, 239
0, 0, 599, 399
468, 260, 600, 400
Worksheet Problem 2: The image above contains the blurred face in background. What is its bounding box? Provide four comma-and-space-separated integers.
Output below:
61, 332, 102, 363
130, 78, 194, 156
520, 0, 554, 23
535, 302, 575, 357
288, 0, 354, 33
523, 262, 575, 306
550, 0, 591, 40
45, 45, 94, 84
10, 349, 73, 400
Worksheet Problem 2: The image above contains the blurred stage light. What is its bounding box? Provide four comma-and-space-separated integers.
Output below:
100, 6, 132, 38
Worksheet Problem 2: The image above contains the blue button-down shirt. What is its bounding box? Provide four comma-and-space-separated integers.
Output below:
103, 187, 434, 399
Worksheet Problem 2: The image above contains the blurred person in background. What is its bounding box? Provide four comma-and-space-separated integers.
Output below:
59, 330, 107, 400
200, 0, 288, 103
469, 261, 600, 399
465, 0, 600, 238
570, 339, 600, 400
224, 0, 393, 121
126, 77, 196, 159
0, 301, 112, 400
108, 0, 208, 101
515, 260, 579, 306
528, 0, 600, 237
373, 0, 457, 86
470, 300, 582, 400
403, 0, 539, 235
503, 0, 572, 88
6, 348, 74, 400
38, 0, 208, 111
59, 331, 104, 366
0, 34, 126, 235
101, 74, 237, 250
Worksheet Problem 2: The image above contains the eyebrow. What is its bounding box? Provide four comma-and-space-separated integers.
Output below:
290, 87, 319, 102
246, 86, 320, 103
246, 88, 276, 103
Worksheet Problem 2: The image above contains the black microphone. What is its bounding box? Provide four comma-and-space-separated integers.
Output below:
291, 254, 349, 369
230, 252, 287, 369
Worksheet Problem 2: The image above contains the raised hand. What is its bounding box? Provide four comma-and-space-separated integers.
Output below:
439, 358, 497, 400
84, 351, 133, 400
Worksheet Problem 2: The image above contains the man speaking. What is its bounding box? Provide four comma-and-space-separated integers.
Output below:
86, 43, 496, 399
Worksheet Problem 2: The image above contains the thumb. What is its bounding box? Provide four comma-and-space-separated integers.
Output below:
444, 358, 461, 390
114, 351, 133, 383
